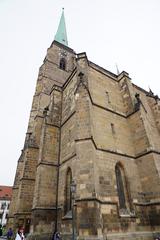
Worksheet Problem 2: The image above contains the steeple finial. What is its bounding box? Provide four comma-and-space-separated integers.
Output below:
115, 63, 120, 75
54, 8, 68, 46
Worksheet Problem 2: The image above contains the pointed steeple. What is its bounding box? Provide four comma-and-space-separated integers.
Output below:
54, 8, 68, 46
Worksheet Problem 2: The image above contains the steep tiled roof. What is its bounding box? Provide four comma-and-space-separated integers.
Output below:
0, 186, 12, 200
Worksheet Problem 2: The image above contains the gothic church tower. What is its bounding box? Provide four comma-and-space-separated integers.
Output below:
9, 10, 160, 240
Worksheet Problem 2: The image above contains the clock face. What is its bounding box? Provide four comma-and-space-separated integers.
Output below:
60, 49, 67, 57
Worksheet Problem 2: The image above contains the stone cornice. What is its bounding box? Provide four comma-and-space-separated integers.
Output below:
20, 177, 35, 182
14, 212, 31, 216
34, 91, 50, 97
24, 144, 39, 150
50, 40, 75, 54
117, 71, 131, 81
62, 68, 77, 90
89, 61, 118, 81
75, 196, 160, 207
37, 161, 58, 168
60, 153, 76, 166
50, 85, 62, 95
75, 137, 160, 159
75, 197, 117, 205
40, 74, 66, 87
31, 206, 61, 212
45, 121, 60, 129
61, 111, 76, 127
31, 207, 57, 211
135, 149, 160, 159
75, 137, 135, 158
135, 201, 160, 206
133, 83, 150, 95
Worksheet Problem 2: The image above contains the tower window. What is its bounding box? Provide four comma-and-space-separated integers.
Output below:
60, 58, 66, 70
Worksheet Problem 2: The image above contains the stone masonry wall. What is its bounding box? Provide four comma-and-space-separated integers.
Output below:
9, 39, 160, 240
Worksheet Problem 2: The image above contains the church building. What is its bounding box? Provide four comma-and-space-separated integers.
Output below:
8, 10, 160, 240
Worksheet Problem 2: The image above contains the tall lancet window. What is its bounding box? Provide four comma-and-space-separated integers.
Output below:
64, 168, 72, 214
115, 163, 128, 210
59, 58, 66, 70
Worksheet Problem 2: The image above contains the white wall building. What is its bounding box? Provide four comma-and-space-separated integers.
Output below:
0, 186, 12, 226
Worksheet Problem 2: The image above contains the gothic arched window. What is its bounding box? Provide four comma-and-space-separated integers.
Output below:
59, 58, 66, 70
115, 163, 127, 210
64, 168, 72, 214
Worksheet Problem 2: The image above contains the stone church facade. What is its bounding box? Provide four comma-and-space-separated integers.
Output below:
8, 10, 160, 240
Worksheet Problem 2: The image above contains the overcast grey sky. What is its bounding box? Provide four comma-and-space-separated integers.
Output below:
0, 0, 160, 186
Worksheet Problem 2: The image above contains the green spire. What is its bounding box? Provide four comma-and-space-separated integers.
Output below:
54, 8, 68, 46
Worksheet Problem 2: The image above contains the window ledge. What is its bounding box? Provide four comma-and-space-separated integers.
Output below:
119, 209, 136, 218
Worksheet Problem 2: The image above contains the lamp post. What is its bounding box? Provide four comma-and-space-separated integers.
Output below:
1, 202, 6, 225
70, 180, 76, 240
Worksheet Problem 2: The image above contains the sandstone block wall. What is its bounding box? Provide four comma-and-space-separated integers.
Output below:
8, 41, 160, 240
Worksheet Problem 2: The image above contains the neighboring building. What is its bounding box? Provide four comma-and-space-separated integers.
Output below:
8, 10, 160, 240
0, 186, 12, 226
